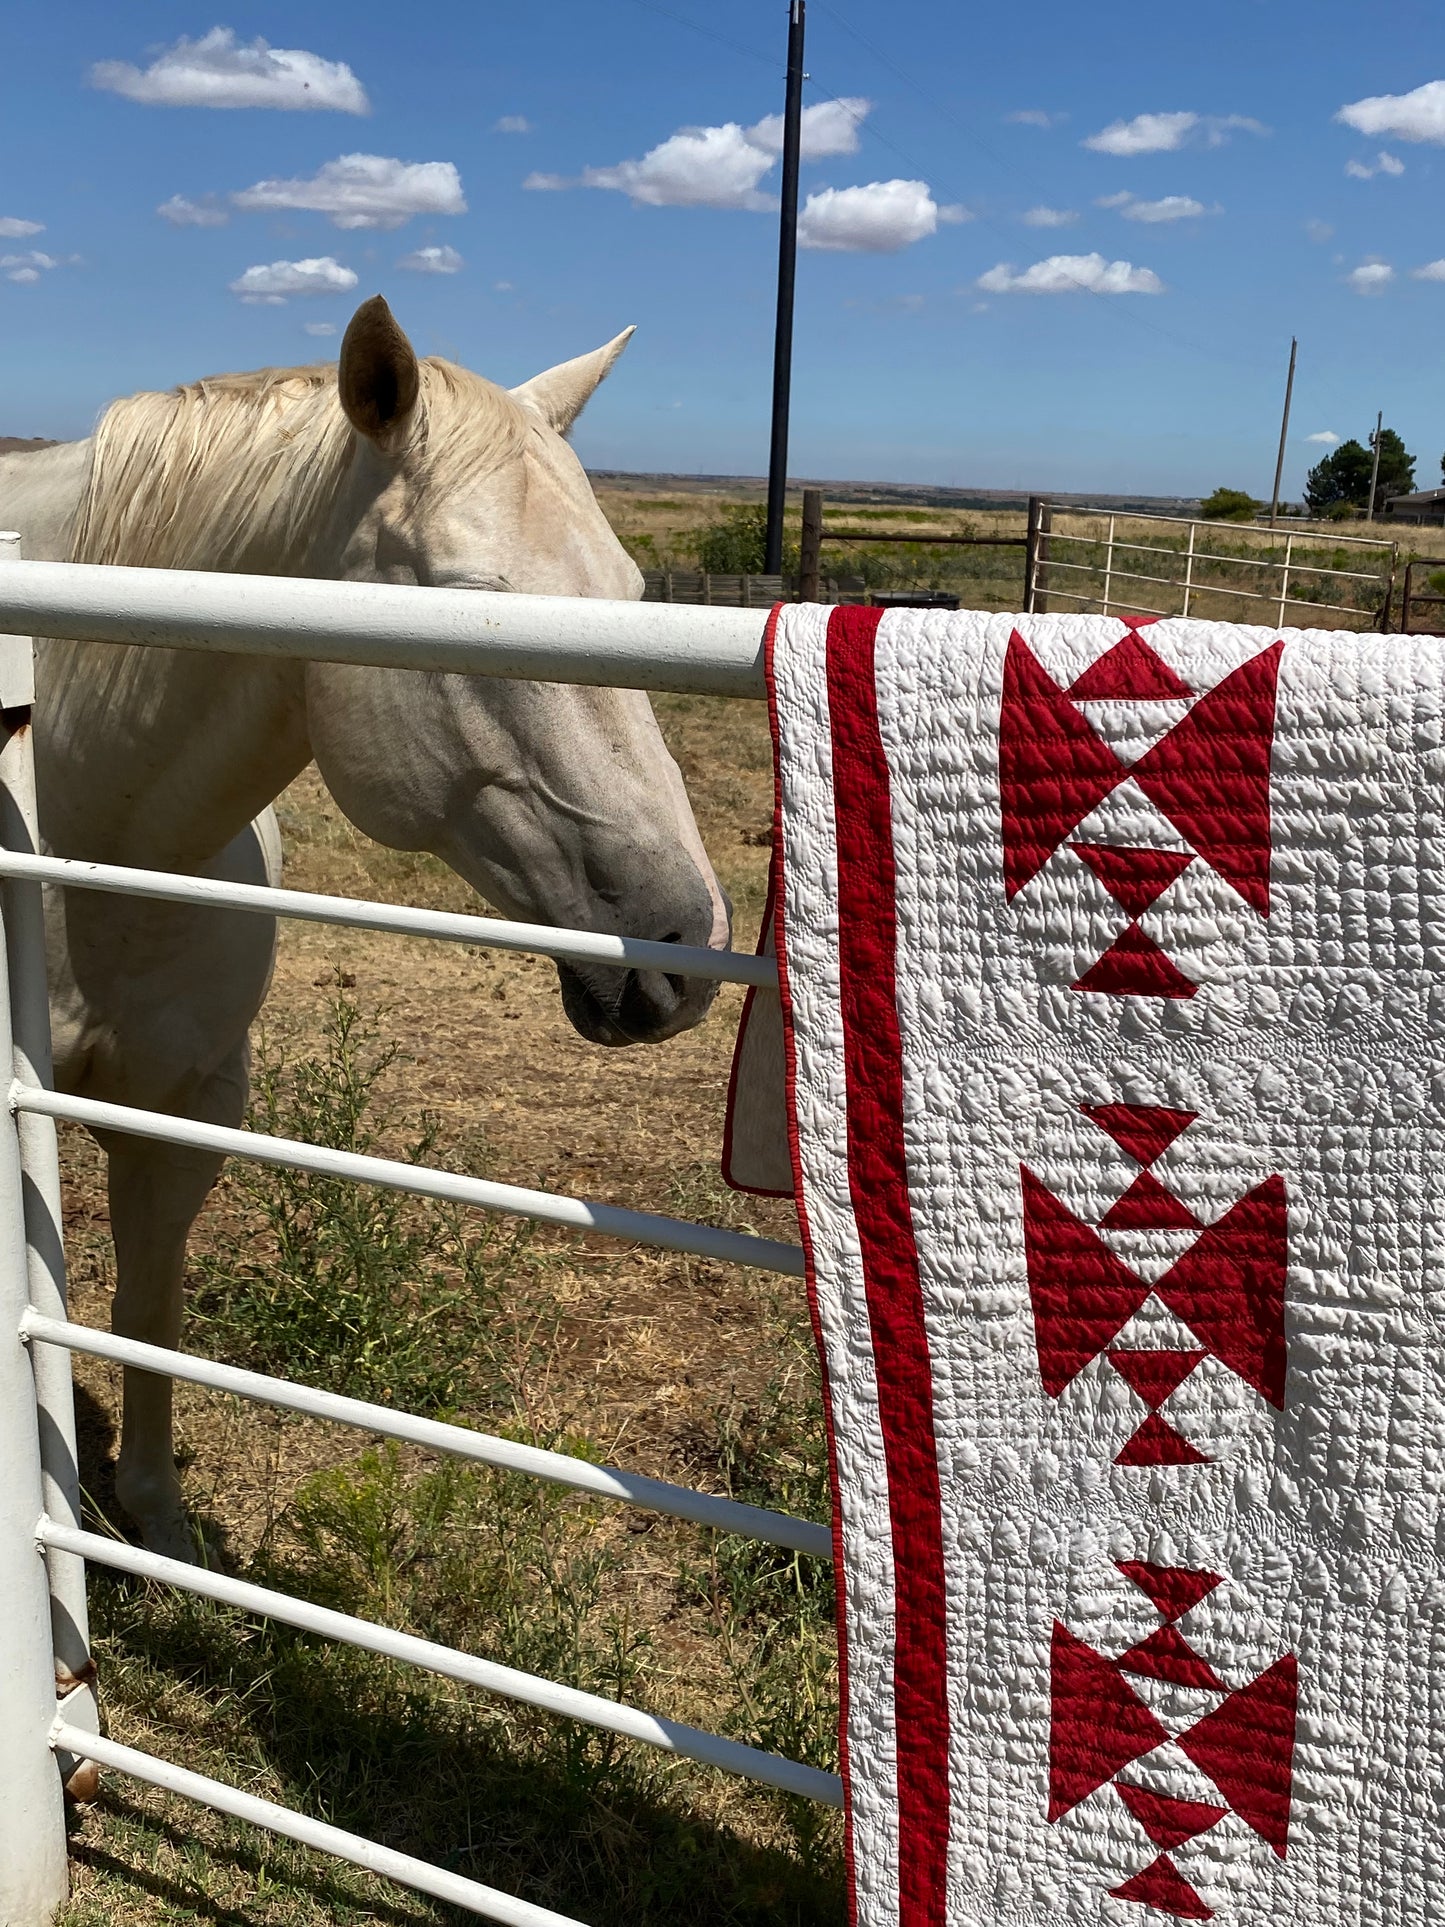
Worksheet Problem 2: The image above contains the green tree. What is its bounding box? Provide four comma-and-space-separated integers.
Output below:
1306, 428, 1416, 516
694, 503, 768, 573
1304, 438, 1373, 516
1370, 427, 1415, 507
1200, 486, 1259, 522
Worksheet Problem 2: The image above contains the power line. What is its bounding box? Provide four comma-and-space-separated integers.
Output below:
808, 2, 1275, 373
621, 0, 1277, 376
619, 0, 776, 69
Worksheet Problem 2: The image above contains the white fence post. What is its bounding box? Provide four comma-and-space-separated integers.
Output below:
1182, 521, 1197, 618
0, 535, 69, 1922
1101, 514, 1115, 616
0, 537, 98, 1796
1277, 532, 1294, 627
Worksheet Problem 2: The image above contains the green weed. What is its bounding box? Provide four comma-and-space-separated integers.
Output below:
191, 986, 530, 1414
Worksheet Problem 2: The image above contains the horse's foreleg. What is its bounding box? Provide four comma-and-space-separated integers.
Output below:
100, 1131, 227, 1561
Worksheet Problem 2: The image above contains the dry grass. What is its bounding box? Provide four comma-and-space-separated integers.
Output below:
56, 678, 842, 1925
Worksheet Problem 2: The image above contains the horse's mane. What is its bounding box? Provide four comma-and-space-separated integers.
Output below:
71, 357, 529, 573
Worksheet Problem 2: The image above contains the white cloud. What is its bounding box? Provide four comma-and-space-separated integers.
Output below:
303, 321, 338, 336
1085, 111, 1198, 155
977, 251, 1164, 294
494, 115, 532, 134
1345, 150, 1406, 178
748, 97, 869, 159
1008, 109, 1063, 128
797, 179, 962, 252
1346, 260, 1394, 295
1305, 217, 1334, 243
397, 243, 463, 273
1, 250, 61, 285
1095, 191, 1134, 209
1305, 430, 1340, 444
1022, 205, 1077, 227
1337, 79, 1445, 145
157, 193, 229, 228
493, 279, 515, 292
232, 154, 465, 229
526, 98, 870, 210
88, 28, 368, 113
1083, 110, 1266, 155
0, 217, 43, 239
1412, 258, 1445, 281
228, 256, 358, 303
572, 124, 777, 209
1120, 194, 1213, 222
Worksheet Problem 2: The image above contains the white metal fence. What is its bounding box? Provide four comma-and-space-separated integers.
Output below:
0, 543, 837, 1927
1029, 504, 1399, 629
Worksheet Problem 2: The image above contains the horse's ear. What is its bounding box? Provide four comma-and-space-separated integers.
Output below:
511, 326, 635, 434
338, 296, 421, 446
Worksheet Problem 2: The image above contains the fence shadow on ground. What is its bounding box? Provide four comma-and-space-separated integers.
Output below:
65, 1366, 844, 1927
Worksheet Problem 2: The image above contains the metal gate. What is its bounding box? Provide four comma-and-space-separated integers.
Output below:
1026, 504, 1399, 629
0, 542, 834, 1927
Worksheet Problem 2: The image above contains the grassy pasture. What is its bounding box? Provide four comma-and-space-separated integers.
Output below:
53, 481, 1445, 1926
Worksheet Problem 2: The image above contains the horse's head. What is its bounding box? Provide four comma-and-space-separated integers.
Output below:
305, 297, 730, 1047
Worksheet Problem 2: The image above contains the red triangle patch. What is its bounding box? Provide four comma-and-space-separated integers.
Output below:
1155, 1176, 1288, 1406
1083, 1104, 1197, 1167
1117, 1781, 1227, 1852
1107, 1348, 1206, 1410
1069, 632, 1195, 701
1073, 843, 1194, 917
1000, 632, 1125, 899
1131, 642, 1283, 917
1118, 1624, 1224, 1690
1115, 1412, 1209, 1466
1102, 1171, 1202, 1231
1048, 1622, 1169, 1820
1178, 1655, 1297, 1856
1073, 923, 1197, 999
1022, 1166, 1153, 1396
1116, 1561, 1225, 1624
1109, 1854, 1214, 1918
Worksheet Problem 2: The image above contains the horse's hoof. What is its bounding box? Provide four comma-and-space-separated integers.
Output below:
63, 1757, 101, 1804
115, 1483, 205, 1565
139, 1509, 207, 1565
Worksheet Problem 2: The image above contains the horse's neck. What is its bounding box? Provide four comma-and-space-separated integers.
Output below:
36, 641, 312, 870
0, 441, 93, 561
0, 438, 316, 871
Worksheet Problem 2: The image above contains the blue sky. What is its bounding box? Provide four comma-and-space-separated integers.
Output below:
3, 1, 1443, 496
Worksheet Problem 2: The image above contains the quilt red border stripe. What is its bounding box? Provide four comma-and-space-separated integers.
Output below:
824, 605, 951, 1925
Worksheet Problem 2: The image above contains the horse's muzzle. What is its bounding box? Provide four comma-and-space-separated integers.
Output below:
555, 958, 721, 1047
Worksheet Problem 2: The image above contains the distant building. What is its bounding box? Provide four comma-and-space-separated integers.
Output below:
1383, 487, 1445, 526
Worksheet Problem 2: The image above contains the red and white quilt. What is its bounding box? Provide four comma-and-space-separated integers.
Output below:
727, 603, 1445, 1925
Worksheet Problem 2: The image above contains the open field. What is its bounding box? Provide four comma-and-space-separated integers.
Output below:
43, 477, 1445, 1927
596, 481, 1445, 618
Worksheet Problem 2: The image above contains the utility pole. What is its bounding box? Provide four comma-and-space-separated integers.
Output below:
1268, 336, 1297, 527
1366, 408, 1383, 522
764, 0, 805, 577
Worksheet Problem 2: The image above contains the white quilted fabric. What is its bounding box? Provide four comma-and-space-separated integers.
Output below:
747, 603, 1445, 1927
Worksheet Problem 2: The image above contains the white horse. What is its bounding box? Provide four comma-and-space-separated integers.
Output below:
0, 297, 730, 1559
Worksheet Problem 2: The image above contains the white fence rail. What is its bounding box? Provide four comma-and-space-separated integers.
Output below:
0, 544, 835, 1927
1028, 503, 1399, 629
